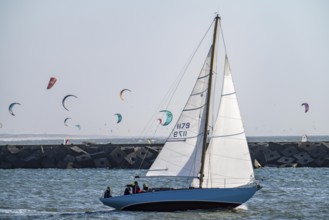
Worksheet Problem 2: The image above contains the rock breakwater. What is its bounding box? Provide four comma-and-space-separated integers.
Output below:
249, 141, 329, 168
1, 141, 329, 169
0, 143, 162, 169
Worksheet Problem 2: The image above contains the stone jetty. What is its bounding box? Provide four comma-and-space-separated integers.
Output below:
0, 143, 162, 169
1, 141, 329, 169
249, 141, 329, 168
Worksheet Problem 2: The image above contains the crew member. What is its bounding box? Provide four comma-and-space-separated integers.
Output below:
104, 186, 112, 198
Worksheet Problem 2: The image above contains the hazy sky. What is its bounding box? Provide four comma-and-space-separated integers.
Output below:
1, 0, 328, 137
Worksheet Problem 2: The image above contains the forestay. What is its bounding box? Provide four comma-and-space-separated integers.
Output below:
146, 48, 213, 178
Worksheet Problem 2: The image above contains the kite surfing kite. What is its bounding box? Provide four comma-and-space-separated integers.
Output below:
160, 110, 173, 126
301, 103, 309, 113
115, 113, 122, 123
9, 103, 21, 116
75, 124, 81, 130
62, 94, 78, 111
47, 77, 57, 89
120, 89, 131, 101
64, 117, 71, 126
158, 118, 163, 125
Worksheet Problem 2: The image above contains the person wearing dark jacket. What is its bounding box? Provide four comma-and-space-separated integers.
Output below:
142, 183, 150, 192
124, 187, 131, 195
104, 186, 112, 198
126, 181, 141, 194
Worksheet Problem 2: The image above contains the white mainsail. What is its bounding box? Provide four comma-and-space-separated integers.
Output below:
146, 49, 212, 178
198, 56, 255, 188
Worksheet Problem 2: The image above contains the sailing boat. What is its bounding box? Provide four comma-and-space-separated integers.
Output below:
100, 15, 260, 211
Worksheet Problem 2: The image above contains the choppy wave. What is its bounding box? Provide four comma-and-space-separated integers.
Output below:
1, 168, 329, 219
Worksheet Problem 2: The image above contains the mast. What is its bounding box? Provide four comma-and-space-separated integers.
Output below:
199, 14, 220, 188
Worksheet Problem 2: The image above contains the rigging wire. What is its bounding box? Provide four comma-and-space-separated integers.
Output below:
138, 19, 216, 170
220, 21, 228, 57
139, 19, 216, 139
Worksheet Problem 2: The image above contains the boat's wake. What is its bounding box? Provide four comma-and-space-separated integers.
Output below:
0, 208, 114, 219
235, 203, 249, 211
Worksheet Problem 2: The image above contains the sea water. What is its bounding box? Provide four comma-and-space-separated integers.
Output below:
1, 168, 329, 219
1, 134, 329, 219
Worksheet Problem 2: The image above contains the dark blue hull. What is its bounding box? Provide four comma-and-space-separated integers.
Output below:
100, 186, 258, 211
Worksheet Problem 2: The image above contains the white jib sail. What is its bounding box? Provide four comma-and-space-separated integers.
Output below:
198, 56, 255, 188
146, 49, 212, 178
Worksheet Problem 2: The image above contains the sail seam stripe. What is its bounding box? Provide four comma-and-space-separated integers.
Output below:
198, 73, 210, 79
191, 88, 207, 96
210, 132, 244, 138
183, 103, 206, 111
221, 92, 236, 96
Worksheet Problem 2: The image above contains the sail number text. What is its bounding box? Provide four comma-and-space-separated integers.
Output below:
173, 122, 190, 137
